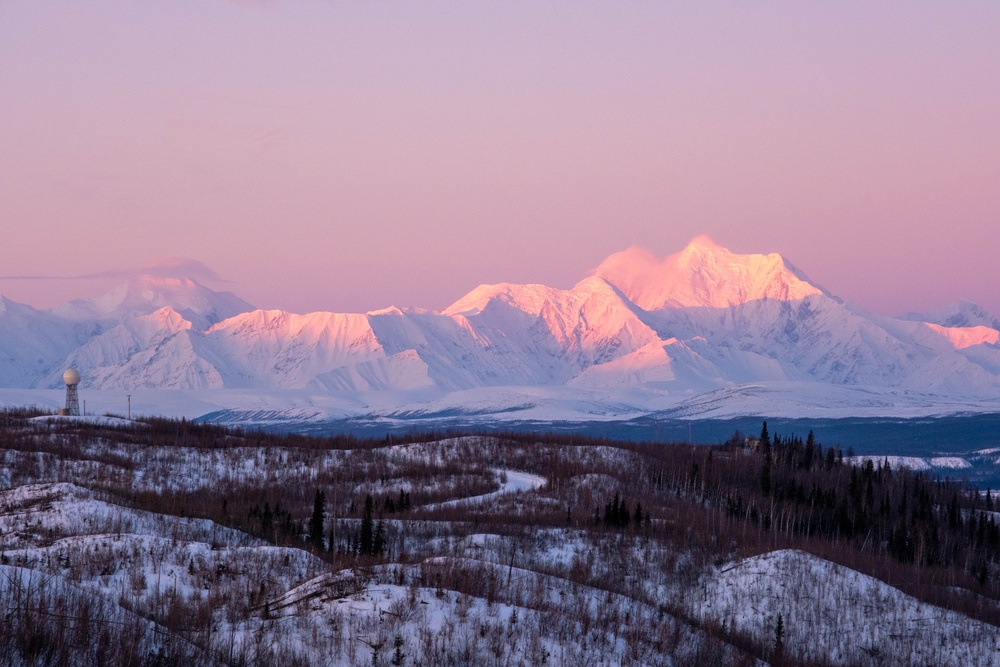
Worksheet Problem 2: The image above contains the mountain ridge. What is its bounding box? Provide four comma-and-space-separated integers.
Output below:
2, 239, 999, 421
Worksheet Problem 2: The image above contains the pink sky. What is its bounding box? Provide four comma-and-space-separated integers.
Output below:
1, 2, 998, 317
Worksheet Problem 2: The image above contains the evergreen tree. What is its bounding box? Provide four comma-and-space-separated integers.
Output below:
760, 420, 771, 455
374, 519, 385, 556
261, 502, 273, 532
760, 461, 772, 497
360, 494, 375, 555
309, 489, 325, 549
602, 493, 634, 528
604, 493, 620, 527
391, 634, 405, 666
803, 430, 815, 469
825, 448, 837, 468
774, 613, 784, 656
948, 492, 962, 531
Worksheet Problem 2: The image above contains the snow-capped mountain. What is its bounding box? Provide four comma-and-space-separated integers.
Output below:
52, 274, 253, 330
591, 235, 829, 310
902, 298, 1000, 331
0, 296, 94, 387
3, 239, 1000, 420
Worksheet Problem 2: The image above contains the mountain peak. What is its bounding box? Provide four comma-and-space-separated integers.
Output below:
51, 274, 254, 330
593, 238, 826, 310
903, 299, 1000, 331
680, 234, 724, 253
443, 283, 564, 318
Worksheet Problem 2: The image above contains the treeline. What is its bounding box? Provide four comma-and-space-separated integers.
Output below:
0, 407, 458, 452
715, 423, 1000, 577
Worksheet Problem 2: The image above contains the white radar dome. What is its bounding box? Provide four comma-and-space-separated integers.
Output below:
63, 369, 81, 386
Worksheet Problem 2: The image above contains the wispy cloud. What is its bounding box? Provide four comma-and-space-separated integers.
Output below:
0, 258, 227, 283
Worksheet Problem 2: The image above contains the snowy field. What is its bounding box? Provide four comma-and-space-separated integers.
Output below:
6, 380, 1000, 429
845, 455, 975, 473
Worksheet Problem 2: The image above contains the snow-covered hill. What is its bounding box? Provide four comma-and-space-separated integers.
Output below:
5, 426, 998, 665
694, 549, 1000, 666
3, 238, 1000, 421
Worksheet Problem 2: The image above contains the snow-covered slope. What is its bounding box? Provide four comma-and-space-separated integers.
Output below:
4, 238, 1000, 421
0, 296, 91, 387
694, 549, 1000, 666
50, 307, 226, 390
592, 235, 827, 310
202, 309, 384, 388
904, 298, 1000, 330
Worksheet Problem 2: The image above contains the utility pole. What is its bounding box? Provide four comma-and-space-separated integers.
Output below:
127, 395, 131, 420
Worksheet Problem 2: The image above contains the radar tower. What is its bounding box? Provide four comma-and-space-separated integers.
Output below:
63, 368, 81, 417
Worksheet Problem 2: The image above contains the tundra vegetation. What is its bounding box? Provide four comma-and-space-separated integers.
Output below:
2, 409, 1000, 666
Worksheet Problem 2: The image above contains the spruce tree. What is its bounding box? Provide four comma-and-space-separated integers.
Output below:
391, 634, 405, 666
760, 421, 771, 461
605, 493, 620, 527
803, 430, 815, 469
374, 519, 385, 556
360, 494, 375, 555
309, 489, 325, 549
262, 502, 273, 532
760, 461, 772, 497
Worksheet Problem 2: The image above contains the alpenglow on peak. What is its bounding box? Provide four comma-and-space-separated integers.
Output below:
592, 236, 827, 311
